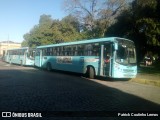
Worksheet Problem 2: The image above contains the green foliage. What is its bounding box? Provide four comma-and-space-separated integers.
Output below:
136, 18, 160, 45
105, 0, 160, 64
22, 0, 160, 64
106, 9, 134, 37
22, 15, 54, 47
106, 0, 160, 45
22, 14, 84, 47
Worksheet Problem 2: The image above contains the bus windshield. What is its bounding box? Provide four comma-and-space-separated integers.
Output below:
116, 39, 136, 65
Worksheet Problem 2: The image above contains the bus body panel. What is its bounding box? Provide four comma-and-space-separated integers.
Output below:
25, 58, 35, 66
112, 62, 137, 78
35, 55, 100, 75
35, 56, 41, 67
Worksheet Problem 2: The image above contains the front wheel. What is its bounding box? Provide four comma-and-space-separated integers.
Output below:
86, 67, 95, 79
46, 63, 52, 71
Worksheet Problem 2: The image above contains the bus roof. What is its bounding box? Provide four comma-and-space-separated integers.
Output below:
37, 37, 133, 49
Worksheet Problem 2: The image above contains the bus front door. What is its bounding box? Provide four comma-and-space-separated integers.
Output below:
101, 43, 113, 77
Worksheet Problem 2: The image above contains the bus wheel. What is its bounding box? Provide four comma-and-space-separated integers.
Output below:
86, 67, 95, 79
46, 63, 52, 71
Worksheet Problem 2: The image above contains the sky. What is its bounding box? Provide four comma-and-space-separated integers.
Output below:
0, 0, 66, 43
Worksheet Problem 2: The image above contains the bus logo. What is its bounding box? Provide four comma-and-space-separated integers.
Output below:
2, 112, 11, 117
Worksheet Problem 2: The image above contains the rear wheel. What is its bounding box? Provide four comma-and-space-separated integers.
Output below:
86, 66, 95, 79
46, 63, 52, 71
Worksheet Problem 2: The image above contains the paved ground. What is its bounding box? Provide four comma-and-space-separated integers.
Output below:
131, 65, 160, 87
131, 73, 160, 87
88, 78, 160, 105
0, 61, 160, 119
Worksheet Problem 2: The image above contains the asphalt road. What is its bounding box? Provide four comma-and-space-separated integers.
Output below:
0, 61, 160, 119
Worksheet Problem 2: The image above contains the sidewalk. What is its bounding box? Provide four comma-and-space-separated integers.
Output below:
131, 72, 160, 87
131, 66, 160, 87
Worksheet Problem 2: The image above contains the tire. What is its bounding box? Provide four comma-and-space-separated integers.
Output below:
46, 63, 52, 71
86, 67, 95, 79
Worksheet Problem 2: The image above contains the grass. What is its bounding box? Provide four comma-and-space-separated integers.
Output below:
138, 61, 160, 75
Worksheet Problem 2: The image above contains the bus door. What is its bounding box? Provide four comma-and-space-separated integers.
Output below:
100, 43, 113, 77
35, 49, 42, 67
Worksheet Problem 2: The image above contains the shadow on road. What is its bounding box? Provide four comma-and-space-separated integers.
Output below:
0, 65, 160, 119
35, 67, 131, 82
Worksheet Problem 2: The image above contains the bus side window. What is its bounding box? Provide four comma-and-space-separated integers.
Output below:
53, 48, 56, 56
65, 46, 74, 56
49, 48, 52, 56
35, 50, 40, 56
64, 46, 69, 56
67, 46, 71, 56
56, 47, 60, 56
92, 43, 100, 56
42, 49, 47, 56
63, 46, 67, 56
47, 48, 50, 56
77, 45, 84, 56
84, 44, 92, 56
59, 46, 63, 56
70, 46, 75, 56
73, 45, 78, 56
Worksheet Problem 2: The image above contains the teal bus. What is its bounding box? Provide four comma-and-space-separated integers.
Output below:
35, 37, 137, 78
4, 47, 35, 66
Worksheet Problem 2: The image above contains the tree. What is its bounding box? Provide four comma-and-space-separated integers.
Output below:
136, 18, 160, 46
60, 15, 83, 41
63, 0, 130, 38
22, 14, 84, 47
63, 0, 98, 31
106, 0, 160, 64
22, 15, 54, 47
130, 0, 160, 56
61, 14, 80, 32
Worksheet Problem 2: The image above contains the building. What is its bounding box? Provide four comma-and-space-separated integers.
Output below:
0, 41, 21, 56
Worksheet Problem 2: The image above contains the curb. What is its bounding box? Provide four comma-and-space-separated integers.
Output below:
130, 78, 160, 87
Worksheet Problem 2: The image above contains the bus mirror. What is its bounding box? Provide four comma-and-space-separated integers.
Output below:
114, 43, 118, 50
